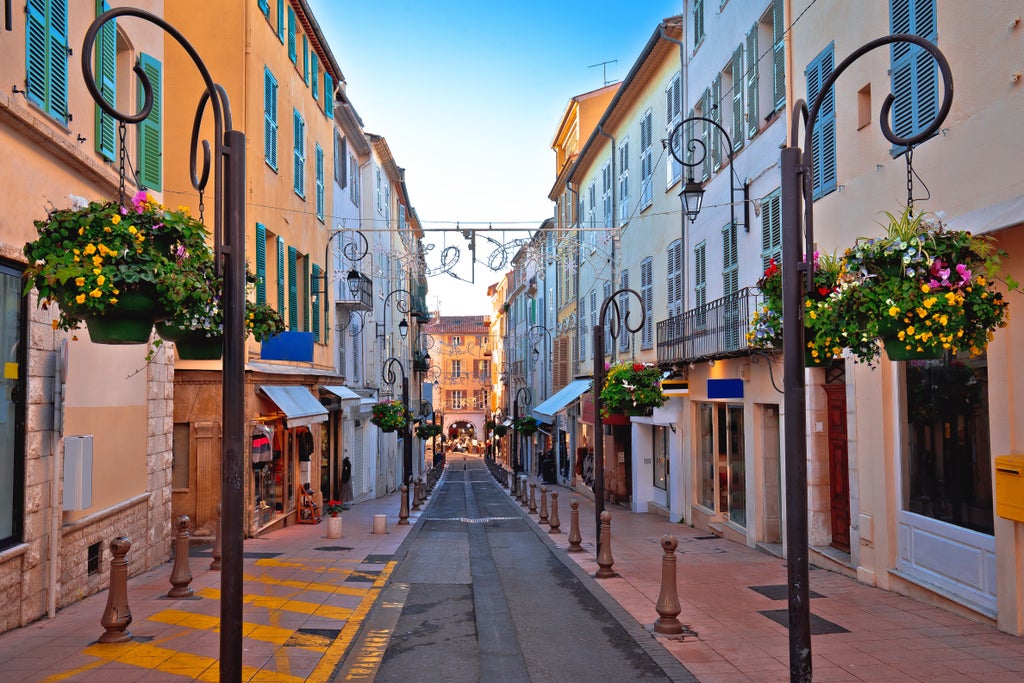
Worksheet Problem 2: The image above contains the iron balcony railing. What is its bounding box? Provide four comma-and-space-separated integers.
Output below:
335, 272, 373, 311
656, 287, 759, 364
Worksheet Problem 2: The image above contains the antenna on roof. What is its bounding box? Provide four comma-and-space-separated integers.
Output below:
588, 59, 618, 87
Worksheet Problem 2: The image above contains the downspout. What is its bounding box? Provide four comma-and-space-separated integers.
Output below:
660, 15, 688, 319
565, 179, 580, 376
597, 124, 615, 363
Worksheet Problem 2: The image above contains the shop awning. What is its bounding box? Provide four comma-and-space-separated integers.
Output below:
533, 379, 592, 424
259, 385, 328, 428
321, 385, 360, 401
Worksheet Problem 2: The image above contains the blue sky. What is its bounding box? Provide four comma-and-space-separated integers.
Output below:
309, 1, 682, 314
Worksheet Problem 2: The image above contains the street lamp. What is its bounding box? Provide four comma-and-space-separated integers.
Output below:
779, 35, 952, 681
527, 324, 552, 398
680, 177, 706, 221
668, 116, 750, 230
378, 288, 413, 348
592, 288, 644, 562
513, 386, 531, 475
382, 357, 413, 488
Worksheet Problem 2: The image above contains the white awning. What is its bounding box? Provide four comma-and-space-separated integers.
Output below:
321, 385, 360, 401
533, 379, 592, 424
259, 385, 329, 428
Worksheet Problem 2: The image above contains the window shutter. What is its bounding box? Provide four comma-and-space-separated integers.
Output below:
27, 0, 68, 122
302, 34, 309, 84
731, 45, 744, 151
26, 0, 48, 112
324, 72, 334, 119
667, 239, 680, 316
137, 53, 162, 190
264, 67, 277, 169
315, 143, 324, 220
699, 89, 711, 180
619, 271, 629, 351
806, 44, 836, 199
255, 223, 267, 305
288, 246, 298, 330
693, 0, 705, 44
94, 1, 116, 161
293, 110, 305, 196
772, 0, 786, 109
889, 0, 938, 149
760, 191, 783, 270
276, 0, 284, 42
258, 0, 269, 16
311, 52, 319, 101
641, 257, 653, 349
711, 75, 723, 168
49, 0, 68, 122
310, 262, 319, 339
746, 26, 760, 139
640, 111, 653, 206
578, 295, 586, 360
277, 236, 285, 313
287, 5, 296, 62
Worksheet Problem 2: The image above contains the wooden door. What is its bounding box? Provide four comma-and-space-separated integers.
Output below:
823, 385, 851, 552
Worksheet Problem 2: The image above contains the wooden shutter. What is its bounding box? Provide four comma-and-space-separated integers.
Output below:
667, 239, 682, 316
553, 337, 569, 392
276, 0, 285, 42
94, 1, 116, 161
287, 5, 296, 62
315, 143, 324, 220
711, 75, 722, 168
311, 52, 319, 101
277, 236, 285, 313
806, 45, 836, 199
731, 45, 744, 152
578, 294, 586, 360
889, 0, 938, 148
293, 110, 305, 196
324, 72, 334, 119
309, 261, 318, 338
699, 89, 711, 180
302, 34, 309, 85
258, 0, 269, 16
772, 0, 786, 109
264, 68, 277, 169
255, 223, 267, 305
288, 246, 298, 330
723, 224, 739, 296
761, 191, 782, 270
49, 0, 68, 122
746, 25, 760, 139
26, 0, 48, 112
619, 271, 629, 351
137, 53, 162, 190
641, 257, 653, 349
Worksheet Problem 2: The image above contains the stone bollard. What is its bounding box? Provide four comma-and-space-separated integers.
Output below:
412, 478, 422, 511
567, 498, 584, 552
510, 473, 518, 497
398, 485, 410, 525
210, 503, 222, 570
98, 537, 133, 643
548, 492, 561, 534
520, 477, 529, 507
595, 511, 615, 578
167, 516, 194, 598
538, 486, 549, 525
653, 535, 684, 634
528, 482, 538, 514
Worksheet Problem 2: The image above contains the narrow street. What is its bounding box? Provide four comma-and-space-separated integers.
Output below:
334, 455, 695, 682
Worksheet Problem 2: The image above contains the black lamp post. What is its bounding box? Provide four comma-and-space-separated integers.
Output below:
382, 357, 413, 488
527, 324, 553, 398
379, 288, 413, 347
668, 116, 750, 230
592, 288, 644, 562
780, 35, 952, 682
512, 386, 531, 475
83, 8, 246, 680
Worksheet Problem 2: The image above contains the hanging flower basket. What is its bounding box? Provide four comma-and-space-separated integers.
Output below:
371, 400, 409, 433
513, 416, 539, 436
600, 361, 667, 419
415, 423, 443, 440
82, 286, 166, 344
493, 424, 508, 438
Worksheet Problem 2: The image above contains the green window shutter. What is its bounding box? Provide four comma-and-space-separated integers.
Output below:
699, 90, 710, 180
137, 53, 162, 190
293, 109, 305, 197
889, 0, 938, 151
26, 0, 47, 111
287, 5, 296, 62
288, 246, 298, 330
760, 190, 783, 270
94, 1, 116, 161
277, 236, 285, 313
731, 45, 744, 152
315, 143, 324, 221
263, 67, 277, 169
258, 0, 269, 16
311, 52, 319, 101
324, 72, 334, 119
806, 44, 836, 199
303, 258, 311, 334
693, 0, 704, 44
302, 34, 309, 85
711, 75, 722, 167
311, 264, 321, 341
255, 223, 267, 305
745, 25, 760, 139
276, 0, 284, 42
772, 0, 786, 109
27, 0, 68, 122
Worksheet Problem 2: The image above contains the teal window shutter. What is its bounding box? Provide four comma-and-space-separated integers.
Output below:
94, 1, 116, 161
293, 109, 305, 197
311, 52, 319, 101
745, 25, 760, 139
890, 0, 938, 151
302, 34, 309, 85
255, 223, 267, 305
263, 67, 277, 169
311, 264, 321, 341
288, 246, 298, 331
315, 143, 324, 221
287, 5, 296, 63
258, 0, 269, 16
137, 53, 162, 190
26, 0, 69, 123
760, 190, 783, 270
276, 236, 285, 313
276, 0, 284, 42
730, 45, 744, 152
324, 72, 334, 119
303, 258, 311, 333
805, 43, 836, 200
772, 0, 786, 110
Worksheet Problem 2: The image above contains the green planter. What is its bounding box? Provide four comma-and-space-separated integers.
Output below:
82, 290, 165, 344
156, 323, 223, 360
883, 338, 945, 362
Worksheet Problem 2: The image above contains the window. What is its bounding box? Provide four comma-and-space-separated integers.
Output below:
697, 88, 711, 180
324, 71, 334, 119
264, 68, 278, 169
26, 0, 68, 123
302, 34, 309, 84
889, 0, 937, 151
276, 0, 285, 42
695, 241, 707, 326
653, 425, 668, 491
287, 5, 296, 63
639, 110, 653, 208
0, 264, 25, 548
451, 359, 462, 378
641, 257, 653, 349
293, 109, 305, 197
666, 73, 682, 185
693, 0, 705, 45
745, 24, 760, 138
722, 223, 740, 349
771, 0, 785, 110
315, 143, 324, 221
601, 161, 613, 229
334, 132, 346, 186
806, 43, 836, 200
376, 169, 382, 213
451, 336, 462, 347
449, 391, 465, 410
760, 190, 782, 270
586, 181, 597, 249
617, 140, 630, 225
288, 246, 298, 330
94, 1, 116, 161
136, 53, 162, 190
255, 223, 267, 304
728, 45, 745, 152
709, 75, 723, 170
667, 239, 683, 316
311, 51, 319, 101
698, 402, 746, 526
349, 153, 359, 205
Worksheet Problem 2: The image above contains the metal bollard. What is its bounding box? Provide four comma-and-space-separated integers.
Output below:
538, 486, 549, 525
653, 535, 684, 634
595, 511, 615, 578
548, 492, 561, 534
210, 503, 222, 570
167, 516, 194, 598
567, 498, 584, 552
98, 537, 133, 643
398, 485, 410, 525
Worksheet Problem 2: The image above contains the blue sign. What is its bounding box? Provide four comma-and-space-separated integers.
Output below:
261, 331, 315, 362
707, 378, 744, 399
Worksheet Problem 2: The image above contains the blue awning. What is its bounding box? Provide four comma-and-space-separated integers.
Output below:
533, 379, 592, 424
259, 385, 328, 428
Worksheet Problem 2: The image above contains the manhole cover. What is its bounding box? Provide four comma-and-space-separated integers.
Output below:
314, 546, 353, 552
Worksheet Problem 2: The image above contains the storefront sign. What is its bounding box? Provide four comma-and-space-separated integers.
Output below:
707, 378, 744, 399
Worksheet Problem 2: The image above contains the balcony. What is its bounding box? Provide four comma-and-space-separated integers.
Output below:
656, 287, 758, 364
335, 272, 373, 311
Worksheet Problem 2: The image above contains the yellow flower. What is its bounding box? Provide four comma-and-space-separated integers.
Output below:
96, 275, 105, 286
92, 256, 103, 267
906, 325, 916, 336
103, 226, 112, 233
111, 215, 121, 224
923, 297, 936, 309
74, 277, 85, 287
945, 292, 957, 305
75, 293, 86, 304
78, 227, 84, 235
109, 297, 118, 305
921, 283, 931, 293
128, 226, 137, 235
93, 268, 102, 275
939, 314, 948, 326
83, 244, 96, 255
977, 276, 987, 286
915, 307, 927, 318
888, 305, 899, 317
89, 288, 103, 298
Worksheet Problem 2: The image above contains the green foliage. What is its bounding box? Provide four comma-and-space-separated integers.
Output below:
513, 416, 539, 435
600, 361, 666, 416
371, 400, 409, 432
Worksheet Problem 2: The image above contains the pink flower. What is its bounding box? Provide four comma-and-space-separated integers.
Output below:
955, 263, 972, 285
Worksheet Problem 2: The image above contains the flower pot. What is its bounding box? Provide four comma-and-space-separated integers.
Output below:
883, 338, 945, 362
326, 515, 343, 539
82, 289, 165, 344
156, 322, 223, 360
603, 412, 631, 426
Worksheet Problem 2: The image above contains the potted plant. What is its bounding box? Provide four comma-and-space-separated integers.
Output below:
371, 400, 409, 433
323, 499, 344, 538
513, 416, 539, 436
493, 423, 508, 438
412, 350, 430, 371
600, 361, 667, 418
24, 191, 210, 344
415, 423, 443, 440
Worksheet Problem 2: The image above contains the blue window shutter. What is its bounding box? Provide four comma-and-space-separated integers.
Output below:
47, 0, 68, 122
258, 0, 269, 16
890, 0, 938, 152
137, 53, 162, 190
276, 0, 284, 42
315, 143, 324, 221
26, 0, 68, 122
264, 67, 277, 169
288, 247, 298, 330
302, 34, 309, 85
276, 236, 285, 313
287, 5, 296, 62
324, 72, 334, 119
303, 258, 311, 333
26, 0, 48, 111
806, 43, 836, 200
94, 1, 116, 161
311, 264, 321, 341
293, 110, 305, 197
255, 223, 267, 305
311, 52, 319, 101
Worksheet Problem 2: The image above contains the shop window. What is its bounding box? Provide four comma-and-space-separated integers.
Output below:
697, 402, 746, 527
653, 425, 668, 490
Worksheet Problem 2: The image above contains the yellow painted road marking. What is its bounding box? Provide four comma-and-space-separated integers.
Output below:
243, 571, 368, 596
255, 557, 361, 572
342, 627, 393, 680
306, 561, 397, 682
147, 609, 329, 651
196, 587, 355, 620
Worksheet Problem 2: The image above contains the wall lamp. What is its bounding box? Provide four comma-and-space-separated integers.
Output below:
669, 116, 751, 231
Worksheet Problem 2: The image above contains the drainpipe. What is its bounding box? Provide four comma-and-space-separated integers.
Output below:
596, 125, 616, 363
47, 341, 67, 618
660, 15, 688, 318
565, 179, 581, 375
